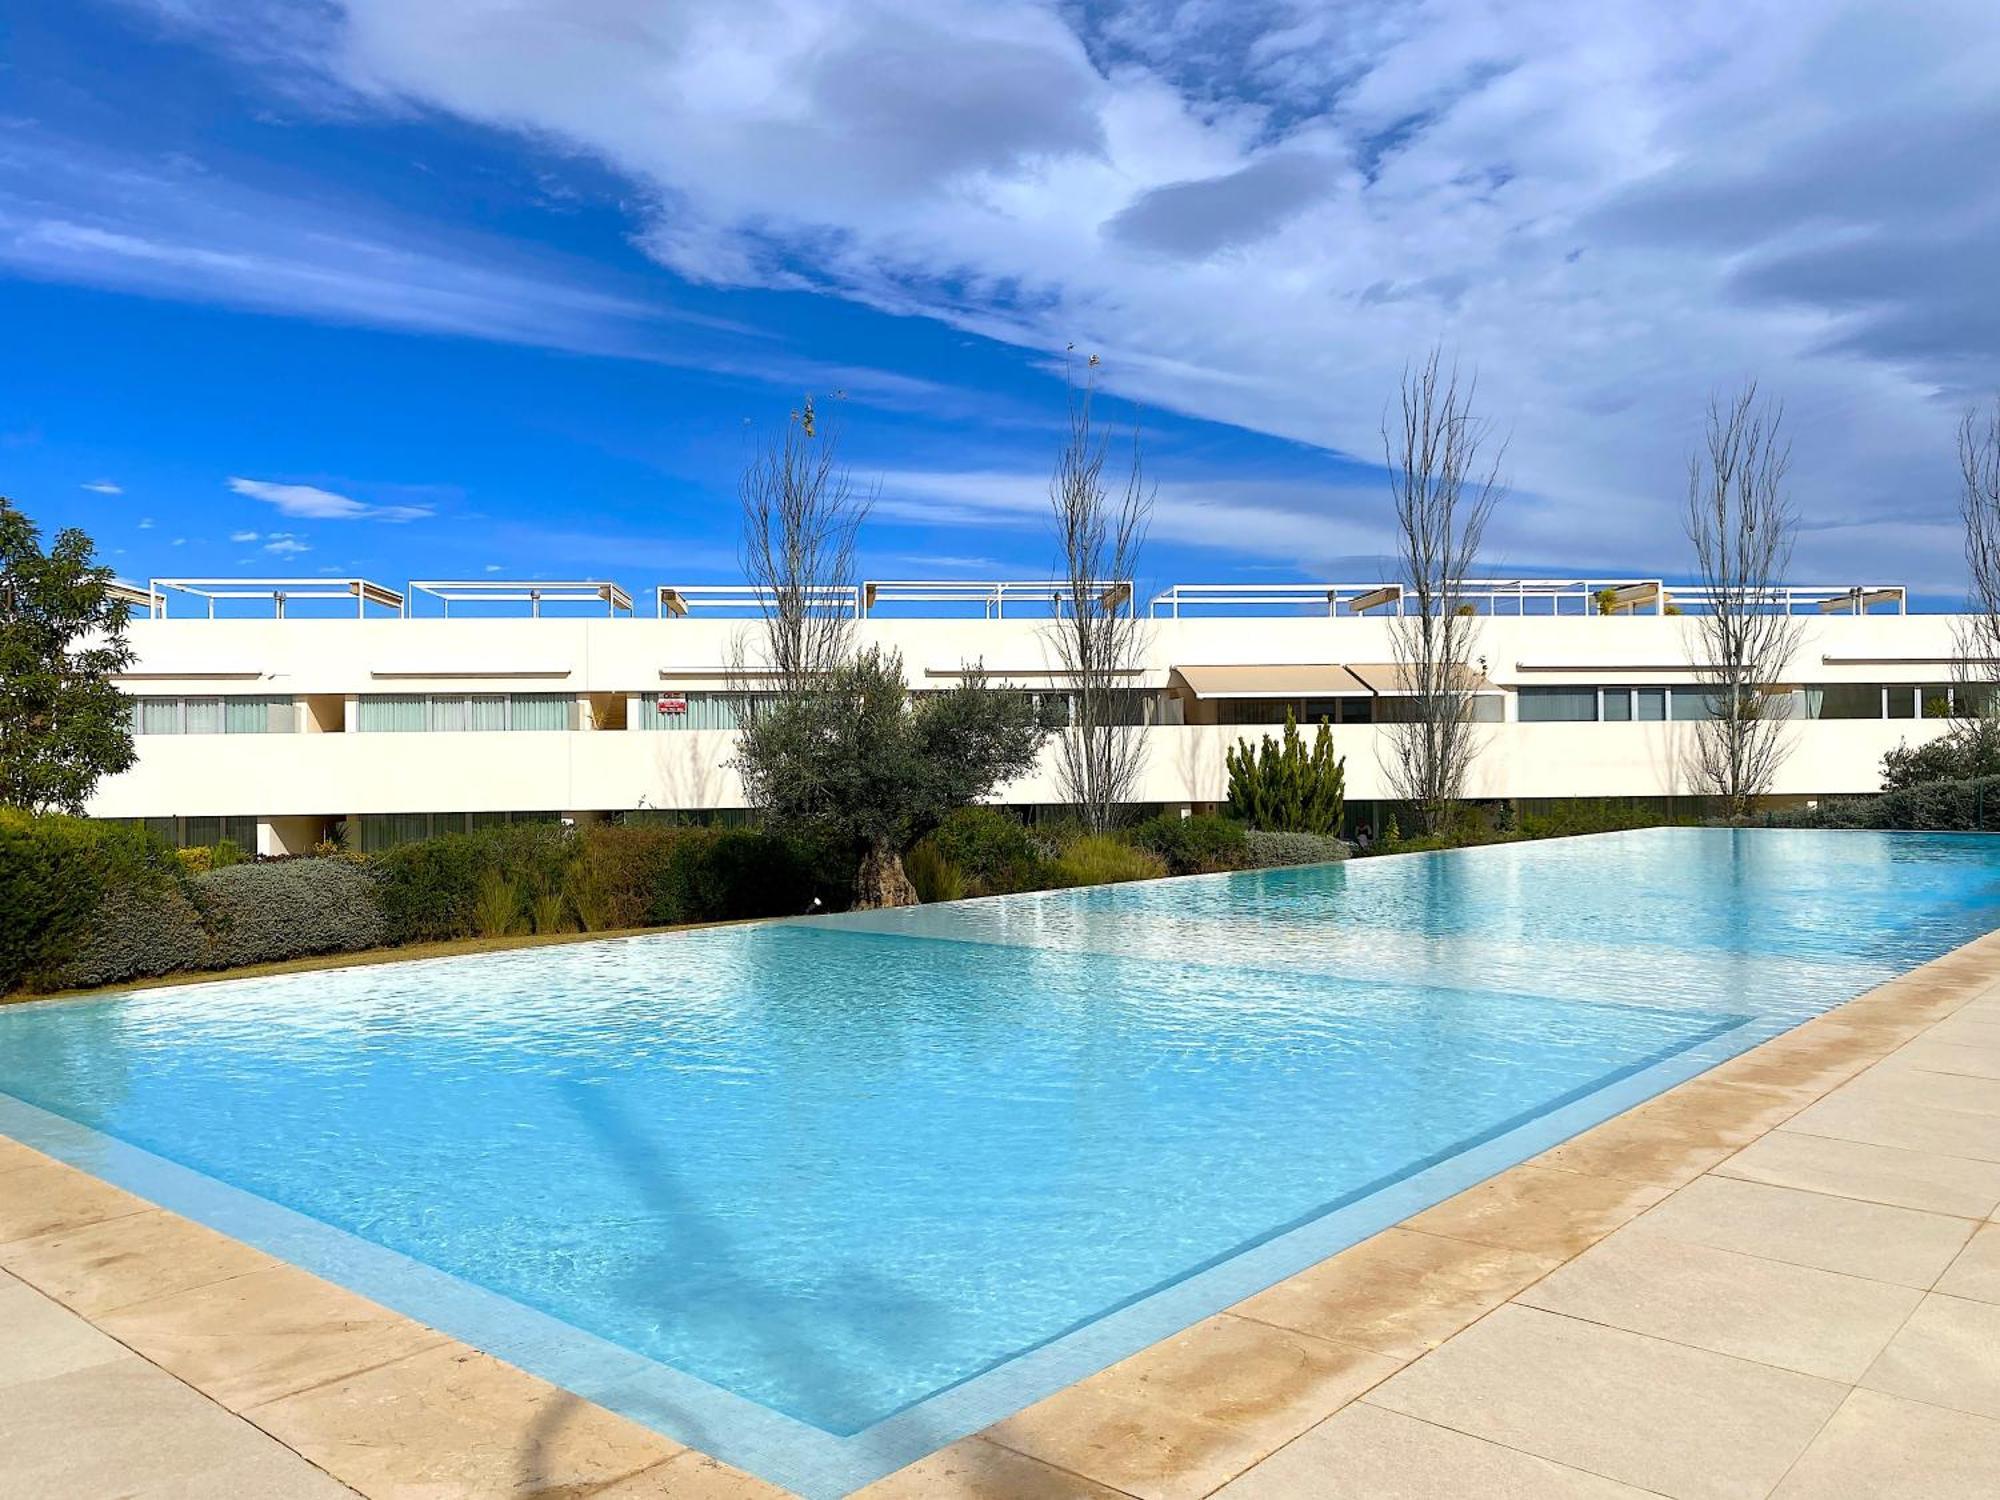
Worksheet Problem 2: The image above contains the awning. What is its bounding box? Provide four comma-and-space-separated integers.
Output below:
1173, 664, 1368, 700
1343, 662, 1497, 696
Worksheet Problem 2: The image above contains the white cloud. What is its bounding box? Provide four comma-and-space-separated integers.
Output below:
107, 1, 2000, 582
136, 516, 154, 529
80, 479, 123, 495
263, 533, 311, 555
227, 475, 432, 522
229, 529, 260, 542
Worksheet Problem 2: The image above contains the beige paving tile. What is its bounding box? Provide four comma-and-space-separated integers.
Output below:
1715, 1128, 2000, 1218
1890, 1039, 2000, 1081
0, 1135, 49, 1174
247, 1342, 680, 1499
585, 1450, 794, 1498
1828, 1065, 2000, 1119
1516, 1230, 1920, 1382
1923, 1018, 2000, 1050
0, 1275, 130, 1388
95, 1264, 452, 1409
1935, 1222, 2000, 1304
985, 1381, 1274, 1500
1781, 1091, 2000, 1162
855, 1436, 1134, 1499
0, 1355, 355, 1499
0, 1206, 281, 1317
1212, 1400, 1656, 1499
1365, 1304, 1845, 1500
1771, 1387, 2000, 1500
1527, 1081, 1800, 1189
1231, 1227, 1559, 1361
1400, 1164, 1668, 1258
1861, 1292, 2000, 1419
0, 1161, 151, 1244
1630, 1173, 1976, 1287
1063, 1312, 1401, 1450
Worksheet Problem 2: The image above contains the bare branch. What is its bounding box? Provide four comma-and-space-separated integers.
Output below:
1681, 381, 1802, 817
1957, 396, 2000, 701
1044, 360, 1153, 833
1382, 346, 1505, 835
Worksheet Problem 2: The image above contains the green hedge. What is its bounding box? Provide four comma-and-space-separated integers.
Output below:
1243, 830, 1350, 867
1129, 813, 1250, 875
931, 806, 1048, 895
1769, 776, 2000, 832
0, 810, 184, 991
35, 882, 209, 991
200, 859, 387, 968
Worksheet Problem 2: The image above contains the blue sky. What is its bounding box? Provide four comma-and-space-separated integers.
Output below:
5, 1, 1999, 605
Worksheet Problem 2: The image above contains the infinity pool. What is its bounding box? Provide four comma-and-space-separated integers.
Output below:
3, 828, 1998, 1493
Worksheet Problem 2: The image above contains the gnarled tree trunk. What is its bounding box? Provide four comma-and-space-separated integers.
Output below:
854, 840, 917, 909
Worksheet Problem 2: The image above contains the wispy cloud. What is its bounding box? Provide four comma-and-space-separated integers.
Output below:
263, 532, 310, 555
228, 529, 260, 542
228, 476, 432, 522
80, 479, 123, 495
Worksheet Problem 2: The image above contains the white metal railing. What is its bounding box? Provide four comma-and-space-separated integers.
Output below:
1149, 582, 1405, 618
656, 584, 863, 619
863, 579, 1133, 617
147, 577, 404, 619
409, 580, 633, 617
1665, 584, 1907, 616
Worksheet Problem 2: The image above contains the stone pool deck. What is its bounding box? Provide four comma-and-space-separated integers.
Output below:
6, 936, 2000, 1498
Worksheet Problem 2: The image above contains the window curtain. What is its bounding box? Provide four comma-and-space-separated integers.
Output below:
507, 693, 570, 731
467, 695, 508, 731
182, 698, 223, 735
136, 698, 184, 735
224, 696, 293, 734
1517, 687, 1598, 722
358, 696, 426, 732
429, 694, 471, 732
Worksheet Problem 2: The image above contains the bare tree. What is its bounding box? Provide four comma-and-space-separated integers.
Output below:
1682, 382, 1802, 818
1046, 363, 1152, 833
1382, 348, 1504, 837
732, 395, 870, 696
1957, 396, 2000, 703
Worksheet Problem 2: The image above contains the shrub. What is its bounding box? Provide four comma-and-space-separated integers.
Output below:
210, 837, 246, 869
905, 837, 966, 903
1225, 709, 1345, 834
176, 845, 214, 875
567, 823, 682, 931
32, 881, 207, 991
932, 806, 1047, 895
197, 859, 386, 969
473, 870, 525, 938
1046, 834, 1166, 887
1881, 720, 2000, 792
1130, 813, 1249, 875
1243, 830, 1349, 867
675, 829, 817, 921
375, 822, 573, 943
1772, 775, 2000, 832
0, 811, 182, 992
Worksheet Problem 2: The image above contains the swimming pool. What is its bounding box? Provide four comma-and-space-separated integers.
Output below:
2, 827, 1997, 1494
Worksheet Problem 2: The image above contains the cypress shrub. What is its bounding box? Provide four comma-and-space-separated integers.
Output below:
1225, 709, 1346, 834
197, 859, 387, 969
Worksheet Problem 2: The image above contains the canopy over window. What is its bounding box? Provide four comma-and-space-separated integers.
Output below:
1172, 664, 1368, 700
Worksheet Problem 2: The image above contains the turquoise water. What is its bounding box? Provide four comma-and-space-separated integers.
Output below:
2, 828, 1998, 1450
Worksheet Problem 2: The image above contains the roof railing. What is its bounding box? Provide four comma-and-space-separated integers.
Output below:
1150, 583, 1408, 617
146, 577, 405, 619
863, 578, 1134, 617
408, 579, 633, 617
656, 584, 863, 619
107, 580, 161, 613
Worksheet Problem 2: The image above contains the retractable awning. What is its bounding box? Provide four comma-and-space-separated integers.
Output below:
1343, 662, 1497, 696
1172, 664, 1368, 699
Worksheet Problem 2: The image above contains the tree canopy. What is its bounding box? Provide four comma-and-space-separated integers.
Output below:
0, 500, 135, 814
733, 647, 1050, 905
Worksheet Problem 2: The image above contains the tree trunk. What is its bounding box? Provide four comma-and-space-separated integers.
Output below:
854, 840, 918, 909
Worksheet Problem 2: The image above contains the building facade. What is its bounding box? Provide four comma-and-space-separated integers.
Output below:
90, 576, 1969, 855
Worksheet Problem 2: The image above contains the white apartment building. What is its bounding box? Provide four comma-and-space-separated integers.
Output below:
90, 575, 1970, 856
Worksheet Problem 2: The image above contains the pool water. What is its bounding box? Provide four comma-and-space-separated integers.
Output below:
3, 829, 1998, 1480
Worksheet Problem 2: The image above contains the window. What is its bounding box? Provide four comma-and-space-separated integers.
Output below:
356, 694, 574, 731
1922, 685, 1956, 719
1517, 686, 1599, 722
1669, 689, 1719, 721
130, 695, 294, 734
1635, 688, 1666, 721
1601, 689, 1632, 722
1810, 684, 1883, 720
1887, 687, 1917, 719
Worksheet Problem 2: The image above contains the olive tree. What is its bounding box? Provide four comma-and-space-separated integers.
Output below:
734, 647, 1050, 907
0, 499, 136, 814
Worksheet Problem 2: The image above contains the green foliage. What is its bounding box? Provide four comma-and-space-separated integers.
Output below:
1242, 830, 1349, 867
0, 499, 137, 814
566, 822, 683, 931
1772, 776, 2000, 831
930, 806, 1047, 894
37, 882, 208, 991
1224, 710, 1346, 834
0, 809, 182, 991
675, 829, 817, 921
733, 647, 1049, 899
376, 822, 572, 943
1046, 834, 1166, 887
904, 837, 967, 903
198, 860, 386, 969
1129, 812, 1249, 875
1593, 587, 1620, 615
210, 837, 246, 870
473, 870, 525, 938
1881, 719, 2000, 792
